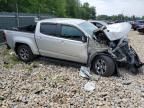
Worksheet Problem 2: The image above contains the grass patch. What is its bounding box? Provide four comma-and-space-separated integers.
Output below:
48, 75, 69, 88
0, 96, 5, 101
26, 65, 33, 72
2, 48, 20, 69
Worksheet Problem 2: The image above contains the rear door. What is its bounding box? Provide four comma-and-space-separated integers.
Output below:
35, 23, 63, 57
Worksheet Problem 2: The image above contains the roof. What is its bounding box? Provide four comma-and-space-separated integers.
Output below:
39, 18, 86, 25
88, 20, 108, 26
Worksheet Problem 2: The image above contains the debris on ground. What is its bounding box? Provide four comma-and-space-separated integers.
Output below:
84, 82, 96, 92
79, 66, 91, 79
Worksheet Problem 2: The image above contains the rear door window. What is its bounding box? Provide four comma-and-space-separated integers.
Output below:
40, 23, 59, 36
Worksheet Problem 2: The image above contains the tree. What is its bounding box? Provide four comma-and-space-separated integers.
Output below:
0, 0, 96, 19
65, 0, 81, 18
53, 0, 66, 17
89, 7, 96, 19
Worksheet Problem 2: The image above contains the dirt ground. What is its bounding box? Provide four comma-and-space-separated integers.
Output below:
0, 30, 144, 108
128, 31, 144, 63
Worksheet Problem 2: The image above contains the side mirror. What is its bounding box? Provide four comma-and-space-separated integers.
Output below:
82, 36, 87, 43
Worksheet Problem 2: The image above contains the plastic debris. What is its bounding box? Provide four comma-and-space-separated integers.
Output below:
39, 64, 43, 67
79, 66, 92, 79
84, 82, 95, 92
9, 51, 15, 55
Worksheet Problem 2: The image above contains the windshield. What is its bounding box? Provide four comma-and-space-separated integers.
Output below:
78, 22, 98, 36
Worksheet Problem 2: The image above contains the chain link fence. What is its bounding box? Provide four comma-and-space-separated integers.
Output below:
0, 12, 55, 29
0, 12, 55, 44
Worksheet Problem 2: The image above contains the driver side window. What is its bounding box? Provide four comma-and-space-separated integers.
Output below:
61, 25, 84, 41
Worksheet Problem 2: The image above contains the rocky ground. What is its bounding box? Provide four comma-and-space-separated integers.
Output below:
0, 31, 144, 108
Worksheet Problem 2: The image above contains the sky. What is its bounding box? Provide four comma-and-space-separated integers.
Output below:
81, 0, 144, 17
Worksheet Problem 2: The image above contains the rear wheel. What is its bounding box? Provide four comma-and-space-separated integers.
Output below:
92, 55, 115, 77
16, 45, 34, 62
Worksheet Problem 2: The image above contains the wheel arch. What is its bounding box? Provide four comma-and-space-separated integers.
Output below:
15, 42, 30, 54
88, 52, 119, 75
89, 52, 111, 66
14, 42, 39, 55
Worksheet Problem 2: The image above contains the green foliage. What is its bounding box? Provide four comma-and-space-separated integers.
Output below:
0, 0, 96, 19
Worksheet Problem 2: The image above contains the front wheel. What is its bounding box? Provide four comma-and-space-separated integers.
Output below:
92, 55, 115, 77
16, 45, 35, 62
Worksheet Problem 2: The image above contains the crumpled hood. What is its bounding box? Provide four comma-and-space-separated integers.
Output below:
104, 22, 132, 41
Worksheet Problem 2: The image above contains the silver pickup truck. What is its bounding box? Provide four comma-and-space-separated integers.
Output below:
3, 18, 143, 76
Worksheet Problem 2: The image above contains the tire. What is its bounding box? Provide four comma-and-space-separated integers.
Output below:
16, 44, 34, 62
92, 55, 115, 77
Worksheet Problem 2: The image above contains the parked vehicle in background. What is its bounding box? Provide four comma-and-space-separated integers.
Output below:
132, 20, 144, 30
114, 20, 125, 23
106, 21, 115, 25
3, 18, 143, 76
137, 26, 144, 33
88, 20, 108, 28
137, 24, 144, 33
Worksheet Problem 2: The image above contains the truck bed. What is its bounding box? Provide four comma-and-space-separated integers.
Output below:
4, 28, 37, 52
11, 24, 36, 33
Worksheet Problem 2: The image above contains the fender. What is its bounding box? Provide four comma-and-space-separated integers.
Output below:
13, 36, 40, 55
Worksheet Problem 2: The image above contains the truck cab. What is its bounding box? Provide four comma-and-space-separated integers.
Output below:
35, 18, 91, 63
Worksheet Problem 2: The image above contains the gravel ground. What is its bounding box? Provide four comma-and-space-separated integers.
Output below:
0, 31, 144, 108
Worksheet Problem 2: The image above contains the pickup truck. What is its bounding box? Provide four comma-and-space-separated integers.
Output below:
3, 18, 143, 76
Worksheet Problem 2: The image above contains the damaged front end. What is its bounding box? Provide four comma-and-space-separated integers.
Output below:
108, 38, 143, 73
90, 22, 143, 74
